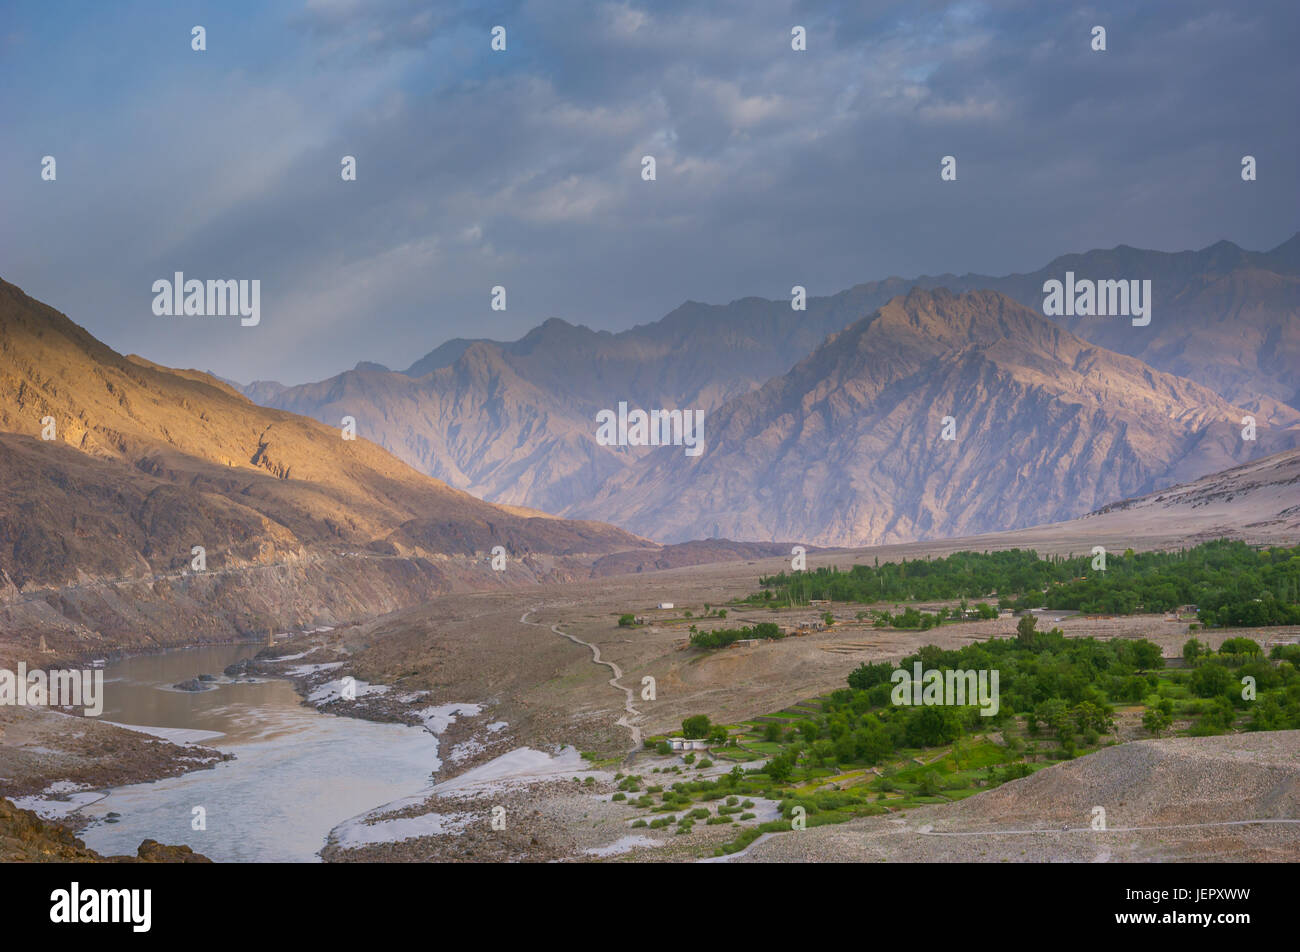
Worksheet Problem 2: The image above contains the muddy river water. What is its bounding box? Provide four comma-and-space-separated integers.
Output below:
74, 645, 439, 862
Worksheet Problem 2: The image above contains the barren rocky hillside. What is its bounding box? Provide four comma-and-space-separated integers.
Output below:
0, 278, 651, 663
569, 288, 1300, 544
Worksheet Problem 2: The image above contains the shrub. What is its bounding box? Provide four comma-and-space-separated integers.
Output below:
916, 772, 942, 797
682, 714, 711, 739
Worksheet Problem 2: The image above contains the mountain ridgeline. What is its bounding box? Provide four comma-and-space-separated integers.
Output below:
568, 288, 1300, 543
235, 236, 1300, 545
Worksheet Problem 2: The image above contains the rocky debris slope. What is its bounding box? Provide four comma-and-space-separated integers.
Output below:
739, 731, 1300, 863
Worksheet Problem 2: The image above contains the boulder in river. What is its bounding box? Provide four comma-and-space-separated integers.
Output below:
197, 673, 217, 682
173, 678, 205, 692
223, 658, 252, 677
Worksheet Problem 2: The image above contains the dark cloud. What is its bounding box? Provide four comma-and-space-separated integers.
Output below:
1, 0, 1296, 384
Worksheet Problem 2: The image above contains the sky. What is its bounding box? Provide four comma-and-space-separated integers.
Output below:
2, 0, 1297, 385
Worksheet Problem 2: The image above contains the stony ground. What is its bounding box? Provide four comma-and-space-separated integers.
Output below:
0, 705, 229, 803
732, 731, 1300, 863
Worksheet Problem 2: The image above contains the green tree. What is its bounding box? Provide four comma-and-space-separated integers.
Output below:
847, 661, 895, 691
1127, 639, 1164, 671
766, 752, 795, 783
1220, 637, 1262, 658
904, 706, 961, 747
681, 714, 711, 739
1016, 614, 1038, 646
1142, 707, 1172, 736
1190, 663, 1232, 698
916, 771, 942, 796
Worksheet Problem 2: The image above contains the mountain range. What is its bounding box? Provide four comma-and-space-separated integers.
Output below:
232, 236, 1300, 544
570, 287, 1300, 542
2, 262, 1298, 655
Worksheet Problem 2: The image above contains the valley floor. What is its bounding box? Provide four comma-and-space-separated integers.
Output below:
5, 522, 1299, 863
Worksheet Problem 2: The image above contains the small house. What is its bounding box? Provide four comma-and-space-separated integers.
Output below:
657, 602, 674, 610
667, 737, 710, 752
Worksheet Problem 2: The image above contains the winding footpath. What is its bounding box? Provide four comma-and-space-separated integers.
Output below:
520, 609, 643, 752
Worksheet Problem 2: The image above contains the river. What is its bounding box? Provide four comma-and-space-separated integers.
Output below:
74, 644, 440, 862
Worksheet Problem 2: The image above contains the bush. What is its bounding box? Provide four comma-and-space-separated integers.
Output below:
1142, 707, 1172, 735
916, 772, 943, 797
682, 714, 711, 739
1191, 663, 1233, 698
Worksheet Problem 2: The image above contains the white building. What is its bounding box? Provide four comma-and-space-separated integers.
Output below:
657, 602, 674, 610
667, 737, 709, 752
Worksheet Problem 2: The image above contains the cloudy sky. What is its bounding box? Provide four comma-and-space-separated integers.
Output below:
2, 0, 1297, 385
